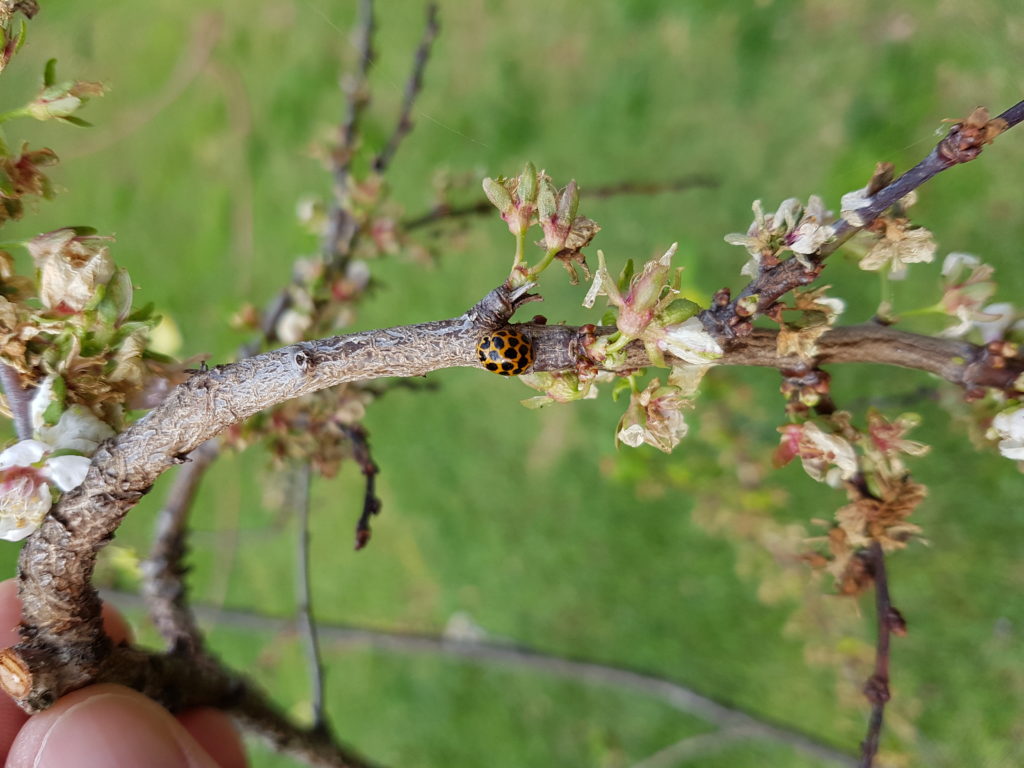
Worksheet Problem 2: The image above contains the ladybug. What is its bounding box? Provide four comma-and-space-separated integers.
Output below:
477, 328, 534, 376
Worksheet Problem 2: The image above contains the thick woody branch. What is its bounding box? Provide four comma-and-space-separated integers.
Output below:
1, 282, 1018, 712
3, 283, 525, 711
57, 646, 375, 767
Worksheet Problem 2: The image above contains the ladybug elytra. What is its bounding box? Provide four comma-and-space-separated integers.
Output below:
476, 328, 533, 376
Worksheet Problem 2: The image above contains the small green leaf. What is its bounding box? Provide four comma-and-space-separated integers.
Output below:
15, 20, 27, 54
0, 167, 14, 196
611, 377, 634, 402
43, 58, 57, 87
617, 259, 634, 292
127, 302, 155, 322
60, 115, 93, 128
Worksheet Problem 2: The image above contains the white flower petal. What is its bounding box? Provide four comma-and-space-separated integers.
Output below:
583, 265, 606, 309
991, 408, 1024, 460
617, 424, 646, 448
0, 440, 49, 470
39, 405, 114, 455
0, 474, 51, 542
29, 375, 57, 431
659, 317, 723, 365
42, 454, 91, 492
941, 252, 979, 277
975, 302, 1016, 343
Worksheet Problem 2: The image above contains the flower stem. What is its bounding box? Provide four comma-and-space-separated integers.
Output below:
512, 229, 527, 269
528, 247, 562, 280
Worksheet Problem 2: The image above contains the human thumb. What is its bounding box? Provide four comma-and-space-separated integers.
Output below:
6, 684, 220, 768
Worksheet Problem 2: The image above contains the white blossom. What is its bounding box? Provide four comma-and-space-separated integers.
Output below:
973, 302, 1016, 343
0, 439, 91, 541
941, 251, 980, 277
799, 422, 858, 483
788, 195, 835, 257
616, 423, 646, 448
658, 317, 723, 365
30, 376, 115, 454
990, 408, 1024, 461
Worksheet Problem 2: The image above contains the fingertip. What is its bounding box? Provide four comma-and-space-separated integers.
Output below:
7, 684, 219, 768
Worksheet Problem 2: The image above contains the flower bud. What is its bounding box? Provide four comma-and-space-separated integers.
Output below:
482, 177, 513, 216
556, 180, 579, 228
516, 161, 538, 205
536, 177, 558, 223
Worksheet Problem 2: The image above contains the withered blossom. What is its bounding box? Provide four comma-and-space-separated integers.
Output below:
616, 378, 691, 453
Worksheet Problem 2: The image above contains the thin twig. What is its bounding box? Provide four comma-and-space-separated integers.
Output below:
703, 99, 1024, 340
294, 460, 328, 734
322, 0, 376, 264
340, 424, 381, 550
371, 2, 439, 175
0, 364, 32, 439
859, 540, 903, 768
102, 589, 858, 768
140, 439, 220, 654
402, 174, 718, 231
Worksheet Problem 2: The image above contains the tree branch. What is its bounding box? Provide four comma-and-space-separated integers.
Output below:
103, 589, 859, 767
0, 363, 32, 440
340, 424, 381, 551
402, 174, 718, 232
703, 99, 1024, 340
294, 460, 328, 734
858, 540, 904, 768
370, 2, 439, 175
321, 0, 376, 263
2, 270, 1013, 712
140, 439, 220, 655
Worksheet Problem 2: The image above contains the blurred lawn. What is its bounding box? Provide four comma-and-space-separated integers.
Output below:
2, 1, 1024, 766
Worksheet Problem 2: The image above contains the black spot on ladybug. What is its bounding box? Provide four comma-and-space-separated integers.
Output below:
492, 336, 505, 350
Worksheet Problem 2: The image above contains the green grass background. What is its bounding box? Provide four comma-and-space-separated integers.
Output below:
2, 0, 1023, 766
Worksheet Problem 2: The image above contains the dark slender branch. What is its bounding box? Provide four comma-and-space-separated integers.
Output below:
140, 439, 219, 654
402, 174, 718, 231
32, 645, 380, 768
859, 540, 902, 768
0, 364, 32, 440
371, 2, 439, 175
293, 461, 328, 734
321, 0, 376, 264
102, 589, 858, 768
341, 424, 381, 550
703, 99, 1024, 340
